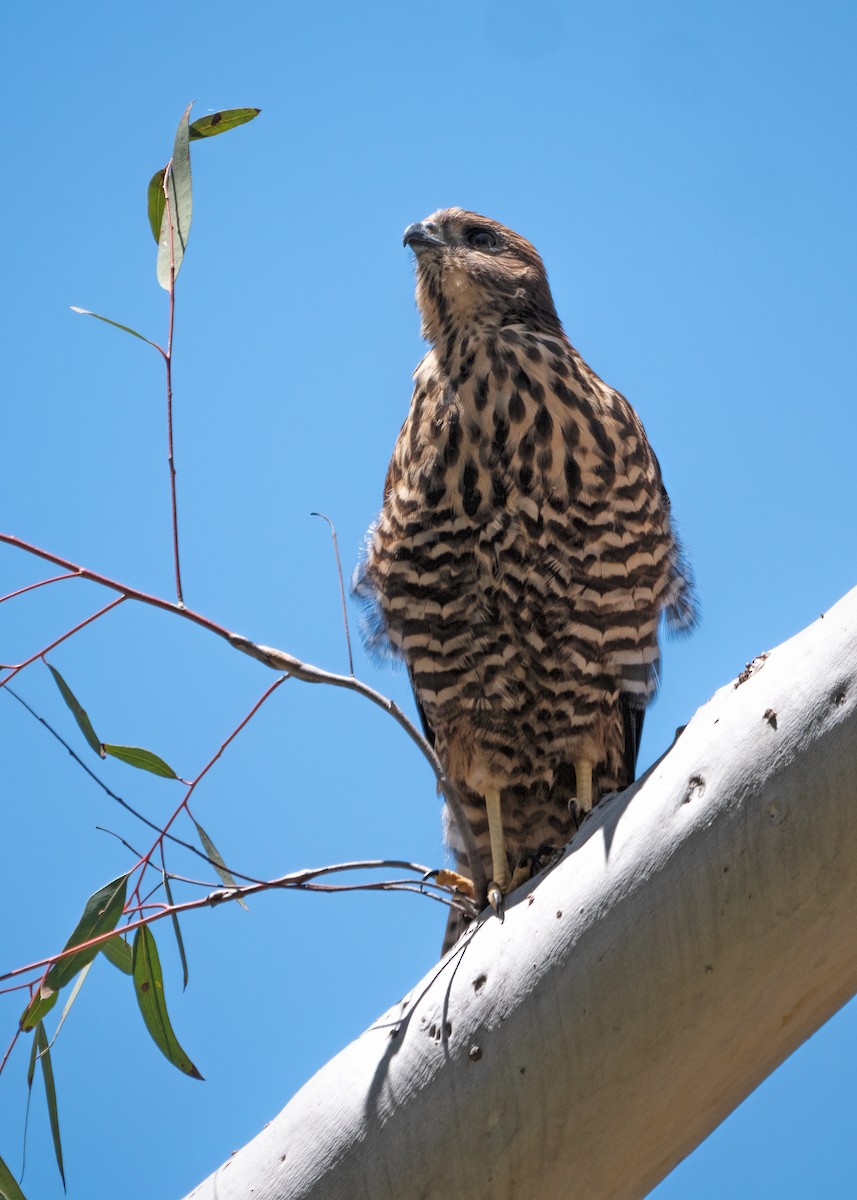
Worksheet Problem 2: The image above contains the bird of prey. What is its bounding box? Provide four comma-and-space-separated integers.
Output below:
355, 208, 695, 946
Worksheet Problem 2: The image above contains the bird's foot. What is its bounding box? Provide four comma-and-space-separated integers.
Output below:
510, 842, 560, 890
428, 868, 476, 899
567, 758, 594, 826
485, 787, 510, 921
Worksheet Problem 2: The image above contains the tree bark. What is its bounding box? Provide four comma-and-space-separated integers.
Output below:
185, 587, 857, 1200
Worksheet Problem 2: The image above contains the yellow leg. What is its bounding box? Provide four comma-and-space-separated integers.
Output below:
485, 787, 508, 917
573, 758, 594, 814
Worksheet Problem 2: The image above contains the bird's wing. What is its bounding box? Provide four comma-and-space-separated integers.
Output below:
621, 696, 645, 784
408, 666, 436, 749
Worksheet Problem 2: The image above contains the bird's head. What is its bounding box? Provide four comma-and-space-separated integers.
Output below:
403, 208, 561, 345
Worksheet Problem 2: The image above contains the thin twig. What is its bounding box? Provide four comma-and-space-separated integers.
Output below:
0, 595, 126, 680
0, 572, 78, 604
95, 827, 144, 859
0, 980, 39, 998
0, 860, 476, 986
311, 511, 355, 676
266, 857, 435, 882
293, 881, 469, 909
0, 1029, 20, 1075
137, 878, 167, 909
151, 870, 219, 889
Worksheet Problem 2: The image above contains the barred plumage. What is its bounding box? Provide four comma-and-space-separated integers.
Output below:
355, 209, 696, 948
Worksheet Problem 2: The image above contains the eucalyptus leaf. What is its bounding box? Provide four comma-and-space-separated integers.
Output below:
70, 307, 160, 350
21, 1034, 39, 1181
35, 1023, 65, 1188
102, 744, 178, 779
132, 927, 203, 1079
0, 1153, 28, 1200
26, 1031, 38, 1089
43, 875, 128, 993
100, 935, 133, 975
162, 872, 189, 990
188, 107, 261, 139
20, 986, 58, 1033
193, 819, 247, 910
45, 663, 102, 756
147, 168, 167, 243
157, 102, 193, 290
49, 961, 93, 1048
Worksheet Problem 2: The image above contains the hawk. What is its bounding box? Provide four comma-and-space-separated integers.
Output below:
355, 208, 695, 947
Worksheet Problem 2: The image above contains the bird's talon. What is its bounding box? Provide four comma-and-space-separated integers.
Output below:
487, 882, 505, 921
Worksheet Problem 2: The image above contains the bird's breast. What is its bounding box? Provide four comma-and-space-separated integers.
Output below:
358, 330, 676, 717
403, 338, 657, 535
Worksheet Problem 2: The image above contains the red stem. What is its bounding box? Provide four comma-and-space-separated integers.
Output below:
0, 1028, 21, 1075
134, 675, 286, 878
0, 572, 78, 604
166, 279, 183, 605
0, 595, 126, 683
162, 164, 184, 605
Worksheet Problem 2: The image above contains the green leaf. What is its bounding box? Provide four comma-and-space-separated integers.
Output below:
162, 872, 189, 990
45, 663, 102, 756
21, 1034, 38, 1179
102, 744, 178, 779
45, 666, 177, 777
193, 819, 247, 911
100, 934, 133, 975
0, 1153, 28, 1200
26, 1031, 38, 1090
188, 107, 261, 140
132, 927, 203, 1079
43, 875, 128, 994
49, 961, 93, 1048
35, 1023, 65, 1188
20, 985, 58, 1033
147, 168, 167, 243
70, 307, 160, 350
157, 102, 193, 291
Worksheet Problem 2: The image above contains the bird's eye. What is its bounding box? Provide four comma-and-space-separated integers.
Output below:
465, 228, 499, 250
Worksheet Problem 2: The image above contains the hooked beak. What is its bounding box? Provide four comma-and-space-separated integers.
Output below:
403, 221, 443, 252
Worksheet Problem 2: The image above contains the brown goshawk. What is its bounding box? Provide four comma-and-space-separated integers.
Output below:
355, 209, 696, 948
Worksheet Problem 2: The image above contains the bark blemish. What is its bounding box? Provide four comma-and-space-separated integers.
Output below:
682, 775, 705, 804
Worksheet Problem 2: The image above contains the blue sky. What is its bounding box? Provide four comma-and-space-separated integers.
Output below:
2, 2, 855, 1196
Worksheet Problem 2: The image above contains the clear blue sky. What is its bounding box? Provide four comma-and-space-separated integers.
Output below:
2, 2, 855, 1196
